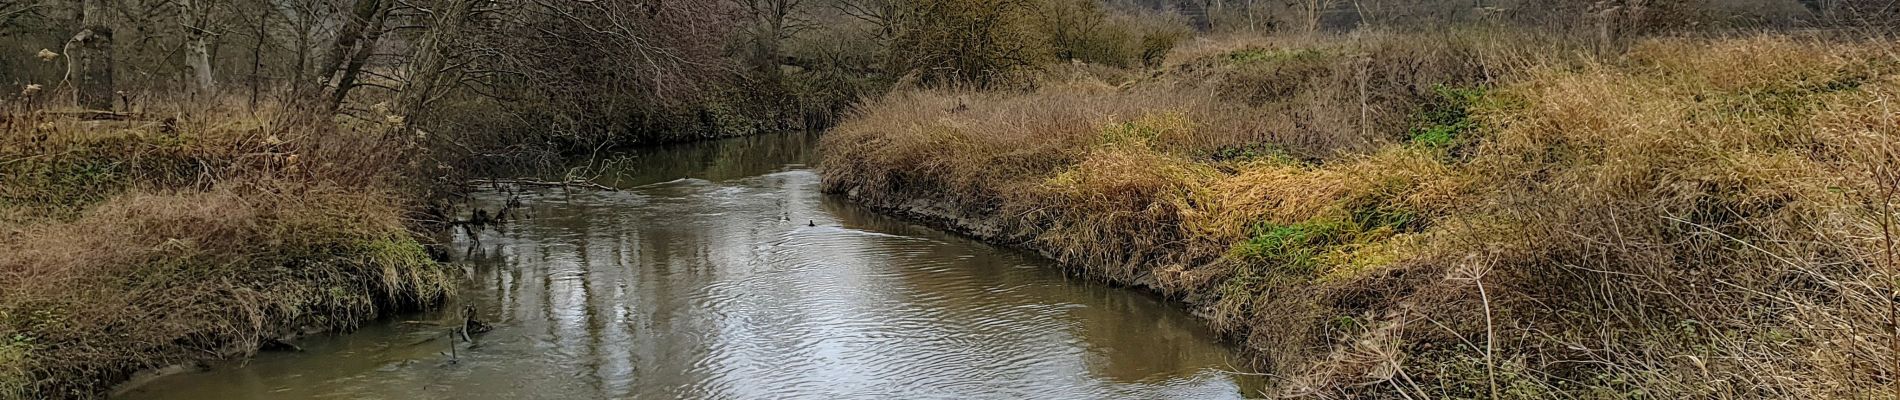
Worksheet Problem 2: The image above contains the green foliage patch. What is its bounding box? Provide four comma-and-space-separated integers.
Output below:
1409, 85, 1487, 152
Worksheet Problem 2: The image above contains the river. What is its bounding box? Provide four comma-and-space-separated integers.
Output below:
116, 132, 1265, 399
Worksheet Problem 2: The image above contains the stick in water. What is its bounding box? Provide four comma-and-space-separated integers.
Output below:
447, 329, 458, 364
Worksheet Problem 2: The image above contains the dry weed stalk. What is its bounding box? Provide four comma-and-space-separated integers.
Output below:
1869, 91, 1900, 400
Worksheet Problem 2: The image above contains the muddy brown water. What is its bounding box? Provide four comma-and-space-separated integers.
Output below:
117, 132, 1266, 399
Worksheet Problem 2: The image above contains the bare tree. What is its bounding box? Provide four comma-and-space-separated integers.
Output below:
323, 1, 387, 111
737, 0, 813, 81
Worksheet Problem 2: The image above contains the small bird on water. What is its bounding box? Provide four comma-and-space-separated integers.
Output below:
808, 220, 816, 227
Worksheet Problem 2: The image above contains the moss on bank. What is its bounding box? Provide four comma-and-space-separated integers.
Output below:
821, 33, 1900, 397
0, 110, 455, 399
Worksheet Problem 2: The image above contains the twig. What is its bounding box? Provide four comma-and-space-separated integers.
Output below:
1879, 118, 1900, 400
1866, 91, 1899, 399
445, 328, 457, 363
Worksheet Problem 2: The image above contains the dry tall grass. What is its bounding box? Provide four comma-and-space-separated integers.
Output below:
0, 104, 453, 398
821, 31, 1900, 398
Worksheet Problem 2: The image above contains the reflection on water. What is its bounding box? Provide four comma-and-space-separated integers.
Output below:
119, 132, 1266, 399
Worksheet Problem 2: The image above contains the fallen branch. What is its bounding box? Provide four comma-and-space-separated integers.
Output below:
36, 109, 140, 121
467, 178, 617, 191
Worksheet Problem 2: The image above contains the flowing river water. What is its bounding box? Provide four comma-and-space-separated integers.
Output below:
117, 132, 1266, 399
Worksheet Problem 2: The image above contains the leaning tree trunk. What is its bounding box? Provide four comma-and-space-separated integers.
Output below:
65, 0, 113, 110
311, 0, 384, 98
328, 3, 388, 111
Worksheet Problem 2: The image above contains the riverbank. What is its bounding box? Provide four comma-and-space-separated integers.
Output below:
0, 107, 455, 398
821, 32, 1900, 397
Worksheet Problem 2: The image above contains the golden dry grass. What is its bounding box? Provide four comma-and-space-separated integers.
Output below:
0, 104, 453, 399
821, 32, 1900, 398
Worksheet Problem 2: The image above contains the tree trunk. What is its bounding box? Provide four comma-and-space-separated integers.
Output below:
1305, 0, 1320, 33
292, 27, 309, 87
327, 3, 388, 111
176, 0, 217, 100
184, 19, 215, 99
752, 23, 783, 83
312, 0, 384, 95
250, 7, 264, 110
65, 0, 112, 110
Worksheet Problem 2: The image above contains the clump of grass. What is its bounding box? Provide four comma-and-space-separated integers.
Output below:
1033, 135, 1218, 279
820, 83, 1218, 212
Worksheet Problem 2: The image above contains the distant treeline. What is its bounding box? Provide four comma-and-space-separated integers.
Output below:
0, 0, 1886, 162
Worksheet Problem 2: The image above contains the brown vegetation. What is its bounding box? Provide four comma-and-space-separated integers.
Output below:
0, 0, 1198, 395
3, 0, 1892, 397
821, 31, 1900, 397
0, 104, 453, 398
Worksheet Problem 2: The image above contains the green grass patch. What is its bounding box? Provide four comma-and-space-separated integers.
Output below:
1409, 85, 1486, 152
1216, 220, 1346, 312
1349, 200, 1420, 233
1231, 220, 1348, 276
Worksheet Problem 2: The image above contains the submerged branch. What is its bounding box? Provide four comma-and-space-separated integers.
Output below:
467, 178, 617, 191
